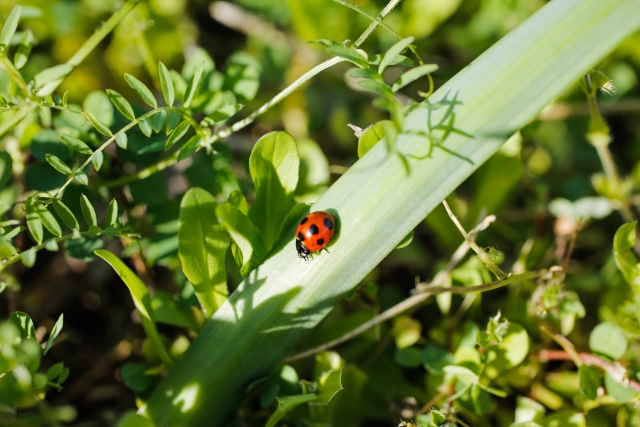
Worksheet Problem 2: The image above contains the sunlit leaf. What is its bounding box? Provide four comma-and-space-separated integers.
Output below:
52, 199, 79, 230
124, 73, 157, 108
216, 203, 267, 276
80, 194, 97, 227
14, 29, 33, 69
392, 64, 439, 92
379, 37, 414, 74
158, 61, 175, 106
165, 120, 190, 150
43, 313, 63, 355
46, 154, 72, 175
183, 63, 204, 108
106, 89, 136, 121
0, 5, 21, 49
60, 134, 92, 155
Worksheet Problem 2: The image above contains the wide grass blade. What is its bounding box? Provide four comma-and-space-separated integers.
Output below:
144, 1, 640, 425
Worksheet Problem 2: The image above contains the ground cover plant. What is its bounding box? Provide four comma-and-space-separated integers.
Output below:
1, 0, 640, 426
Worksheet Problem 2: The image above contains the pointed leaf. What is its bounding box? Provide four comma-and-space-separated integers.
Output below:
43, 314, 63, 355
165, 120, 190, 150
327, 45, 368, 68
95, 249, 173, 366
392, 64, 439, 92
85, 110, 113, 136
138, 117, 153, 137
92, 150, 104, 171
177, 135, 201, 161
316, 370, 343, 403
158, 61, 175, 106
32, 201, 62, 237
379, 37, 415, 74
74, 170, 88, 185
105, 199, 118, 227
183, 63, 204, 108
115, 132, 128, 149
216, 203, 268, 276
20, 247, 35, 267
60, 134, 92, 155
80, 194, 97, 227
0, 5, 21, 49
357, 80, 394, 98
53, 199, 79, 230
124, 73, 157, 108
165, 110, 181, 133
178, 188, 231, 317
14, 29, 33, 69
26, 199, 43, 243
358, 120, 393, 158
33, 64, 73, 89
347, 68, 382, 81
228, 190, 248, 215
368, 54, 413, 67
46, 154, 72, 175
106, 89, 135, 121
265, 394, 318, 427
152, 110, 166, 132
9, 311, 35, 340
247, 131, 299, 249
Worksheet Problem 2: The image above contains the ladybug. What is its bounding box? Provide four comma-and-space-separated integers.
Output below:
295, 211, 336, 261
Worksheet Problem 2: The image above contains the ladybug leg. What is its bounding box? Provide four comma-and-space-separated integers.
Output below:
323, 247, 330, 254
296, 239, 311, 261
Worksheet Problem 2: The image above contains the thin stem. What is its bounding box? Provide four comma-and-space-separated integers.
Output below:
47, 0, 141, 94
442, 200, 506, 279
0, 52, 28, 93
283, 270, 541, 362
1, 230, 88, 273
353, 0, 402, 47
99, 153, 179, 188
539, 325, 582, 367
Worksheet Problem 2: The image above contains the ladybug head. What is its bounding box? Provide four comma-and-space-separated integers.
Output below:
296, 239, 311, 261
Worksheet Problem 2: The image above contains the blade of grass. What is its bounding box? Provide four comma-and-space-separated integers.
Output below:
144, 1, 640, 426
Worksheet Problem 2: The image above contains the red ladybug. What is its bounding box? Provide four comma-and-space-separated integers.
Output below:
295, 211, 336, 261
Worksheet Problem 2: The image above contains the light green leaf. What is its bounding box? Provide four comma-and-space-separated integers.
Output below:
124, 73, 157, 108
46, 154, 72, 175
248, 131, 299, 249
60, 134, 92, 155
347, 68, 382, 81
178, 188, 231, 317
158, 61, 175, 106
52, 199, 79, 230
80, 194, 97, 227
589, 322, 628, 360
368, 54, 413, 67
216, 203, 267, 276
392, 64, 439, 92
200, 104, 243, 127
85, 110, 113, 136
394, 315, 421, 349
228, 190, 248, 215
139, 117, 152, 137
92, 150, 104, 171
9, 311, 35, 340
396, 230, 414, 249
26, 199, 43, 243
603, 370, 638, 402
379, 36, 415, 74
165, 120, 190, 150
43, 313, 63, 355
357, 79, 394, 98
28, 198, 61, 237
183, 62, 204, 108
0, 5, 21, 49
177, 135, 201, 161
33, 64, 73, 89
542, 411, 586, 427
265, 394, 318, 427
315, 369, 343, 403
578, 364, 600, 400
358, 120, 393, 158
74, 170, 88, 185
328, 45, 369, 68
117, 412, 156, 427
613, 221, 640, 292
95, 249, 173, 367
514, 396, 545, 424
84, 90, 114, 127
0, 235, 17, 258
116, 132, 128, 149
152, 110, 166, 132
106, 89, 136, 121
105, 199, 118, 227
151, 290, 200, 331
14, 29, 33, 69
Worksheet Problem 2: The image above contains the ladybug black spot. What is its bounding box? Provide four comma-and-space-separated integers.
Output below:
298, 232, 305, 241
309, 224, 319, 235
324, 217, 333, 230
300, 217, 308, 225
317, 238, 325, 246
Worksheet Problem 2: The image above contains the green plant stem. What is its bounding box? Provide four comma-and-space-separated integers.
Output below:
1, 230, 85, 273
47, 0, 141, 94
0, 103, 36, 139
0, 52, 28, 94
353, 0, 402, 47
284, 270, 542, 362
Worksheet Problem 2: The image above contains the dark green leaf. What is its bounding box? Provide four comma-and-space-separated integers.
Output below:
121, 363, 157, 393
95, 249, 173, 366
45, 154, 72, 175
200, 104, 243, 127
0, 5, 21, 49
578, 364, 600, 400
80, 194, 97, 227
124, 73, 157, 108
158, 62, 175, 106
151, 290, 200, 330
46, 362, 64, 380
228, 190, 248, 215
247, 131, 299, 249
396, 230, 413, 249
328, 45, 369, 68
216, 203, 268, 276
347, 68, 382, 81
589, 322, 628, 360
53, 199, 79, 230
183, 62, 204, 108
164, 111, 181, 133
105, 199, 118, 227
421, 346, 454, 375
357, 79, 394, 98
394, 347, 422, 367
106, 89, 135, 121
60, 134, 92, 155
165, 120, 190, 150
13, 29, 33, 69
177, 135, 201, 161
65, 235, 101, 261
392, 64, 439, 92
379, 37, 415, 74
43, 313, 63, 355
265, 394, 318, 427
178, 188, 231, 316
139, 117, 152, 137
84, 90, 114, 127
85, 110, 113, 136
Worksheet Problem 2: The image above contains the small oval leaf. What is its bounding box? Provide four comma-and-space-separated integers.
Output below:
106, 89, 136, 121
46, 154, 72, 175
80, 194, 97, 227
124, 73, 157, 108
158, 62, 175, 106
60, 134, 92, 155
165, 120, 190, 150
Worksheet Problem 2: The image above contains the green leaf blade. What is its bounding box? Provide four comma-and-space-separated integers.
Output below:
124, 73, 157, 108
45, 154, 72, 175
60, 134, 93, 155
158, 62, 175, 106
85, 110, 113, 136
183, 62, 204, 108
165, 120, 190, 150
14, 29, 33, 69
53, 199, 79, 230
378, 36, 415, 74
106, 89, 136, 121
80, 194, 97, 227
392, 63, 439, 92
0, 5, 21, 50
43, 314, 64, 355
